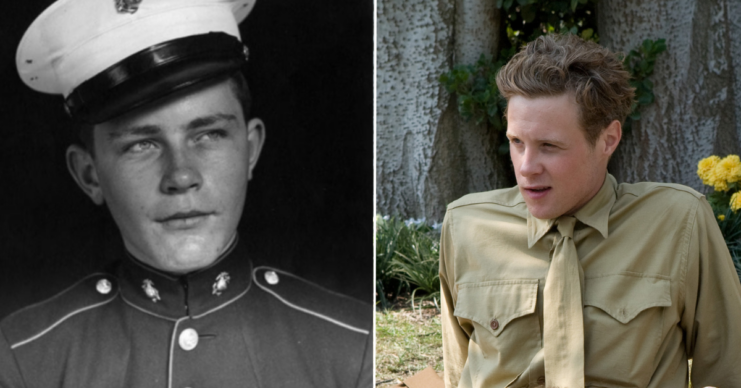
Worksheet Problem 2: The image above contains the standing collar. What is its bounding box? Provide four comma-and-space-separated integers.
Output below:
527, 174, 617, 248
117, 234, 252, 320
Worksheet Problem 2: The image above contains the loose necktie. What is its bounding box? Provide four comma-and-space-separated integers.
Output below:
543, 216, 585, 387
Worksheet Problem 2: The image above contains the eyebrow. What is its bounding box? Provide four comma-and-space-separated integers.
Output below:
505, 132, 566, 145
107, 113, 238, 141
186, 113, 238, 130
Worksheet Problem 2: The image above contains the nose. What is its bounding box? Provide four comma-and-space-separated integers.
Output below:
518, 148, 542, 177
159, 148, 203, 194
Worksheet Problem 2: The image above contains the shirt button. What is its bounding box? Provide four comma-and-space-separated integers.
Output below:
179, 328, 199, 351
490, 319, 499, 330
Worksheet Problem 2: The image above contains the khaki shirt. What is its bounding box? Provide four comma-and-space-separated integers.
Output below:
440, 175, 741, 388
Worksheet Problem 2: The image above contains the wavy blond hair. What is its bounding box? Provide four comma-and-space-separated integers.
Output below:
496, 34, 635, 146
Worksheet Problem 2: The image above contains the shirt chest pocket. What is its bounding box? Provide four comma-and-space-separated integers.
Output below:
453, 280, 541, 368
583, 273, 672, 387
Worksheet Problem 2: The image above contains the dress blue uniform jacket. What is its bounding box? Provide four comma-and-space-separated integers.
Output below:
0, 236, 372, 387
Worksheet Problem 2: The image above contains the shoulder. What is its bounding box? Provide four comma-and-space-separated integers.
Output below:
447, 186, 524, 211
616, 181, 704, 209
1, 272, 119, 349
251, 266, 371, 336
617, 180, 703, 200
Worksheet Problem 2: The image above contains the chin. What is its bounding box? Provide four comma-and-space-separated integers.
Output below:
151, 233, 226, 273
525, 203, 561, 220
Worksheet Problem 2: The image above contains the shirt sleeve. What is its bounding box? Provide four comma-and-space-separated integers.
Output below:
682, 197, 741, 386
0, 326, 26, 387
440, 210, 470, 388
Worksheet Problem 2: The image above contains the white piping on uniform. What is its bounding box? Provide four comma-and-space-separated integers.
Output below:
252, 268, 370, 335
11, 298, 116, 349
7, 272, 111, 318
167, 316, 189, 388
191, 260, 252, 320
120, 294, 179, 322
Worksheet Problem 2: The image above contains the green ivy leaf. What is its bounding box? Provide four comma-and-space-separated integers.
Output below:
498, 142, 510, 155
521, 4, 537, 23
629, 110, 641, 121
496, 0, 504, 8
580, 28, 593, 40
637, 91, 654, 105
653, 39, 667, 54
571, 0, 579, 12
504, 0, 514, 10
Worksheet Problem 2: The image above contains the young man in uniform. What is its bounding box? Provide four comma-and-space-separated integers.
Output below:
0, 0, 371, 386
440, 34, 741, 388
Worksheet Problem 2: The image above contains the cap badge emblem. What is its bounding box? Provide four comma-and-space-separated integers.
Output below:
212, 272, 231, 296
115, 0, 143, 14
142, 279, 161, 303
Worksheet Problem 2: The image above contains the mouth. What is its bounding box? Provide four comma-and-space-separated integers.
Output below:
522, 186, 552, 198
157, 210, 214, 229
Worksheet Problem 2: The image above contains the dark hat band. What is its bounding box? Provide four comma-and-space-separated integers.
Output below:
65, 32, 248, 124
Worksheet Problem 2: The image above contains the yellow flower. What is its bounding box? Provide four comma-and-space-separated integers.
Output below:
732, 192, 741, 212
698, 155, 720, 186
717, 155, 741, 183
718, 214, 726, 221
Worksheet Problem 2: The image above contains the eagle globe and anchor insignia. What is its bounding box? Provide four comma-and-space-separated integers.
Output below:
115, 0, 142, 13
212, 272, 230, 296
142, 279, 161, 303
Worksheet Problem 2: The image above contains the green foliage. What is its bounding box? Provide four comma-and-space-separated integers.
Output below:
438, 0, 665, 140
392, 234, 441, 311
706, 182, 740, 214
622, 38, 667, 132
439, 55, 508, 130
438, 0, 599, 161
376, 216, 442, 310
375, 215, 410, 309
711, 207, 741, 281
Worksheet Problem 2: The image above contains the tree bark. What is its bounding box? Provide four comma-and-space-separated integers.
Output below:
377, 0, 502, 221
600, 0, 741, 191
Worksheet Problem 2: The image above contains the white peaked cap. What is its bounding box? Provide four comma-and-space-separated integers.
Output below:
17, 0, 256, 98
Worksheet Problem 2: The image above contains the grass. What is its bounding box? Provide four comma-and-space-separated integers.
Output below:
375, 299, 443, 386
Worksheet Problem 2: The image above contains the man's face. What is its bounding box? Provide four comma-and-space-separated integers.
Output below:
506, 93, 613, 220
77, 79, 264, 273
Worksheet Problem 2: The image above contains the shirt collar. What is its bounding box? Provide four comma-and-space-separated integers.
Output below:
527, 173, 617, 248
116, 234, 252, 320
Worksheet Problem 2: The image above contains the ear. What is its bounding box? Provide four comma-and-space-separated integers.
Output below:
600, 119, 622, 158
66, 144, 105, 205
245, 118, 266, 180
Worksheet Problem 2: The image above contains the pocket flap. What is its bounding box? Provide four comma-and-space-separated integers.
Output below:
454, 279, 538, 337
584, 273, 671, 324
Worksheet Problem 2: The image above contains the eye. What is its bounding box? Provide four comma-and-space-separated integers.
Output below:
509, 138, 521, 144
126, 140, 157, 153
197, 130, 227, 142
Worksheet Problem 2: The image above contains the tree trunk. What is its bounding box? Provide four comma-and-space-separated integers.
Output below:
600, 0, 741, 191
376, 0, 502, 221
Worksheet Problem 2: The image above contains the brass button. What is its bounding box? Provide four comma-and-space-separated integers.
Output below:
265, 270, 279, 285
178, 328, 199, 351
490, 319, 499, 330
96, 279, 112, 294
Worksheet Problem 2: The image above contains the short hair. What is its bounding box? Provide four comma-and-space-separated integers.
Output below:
77, 71, 252, 156
496, 34, 635, 146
